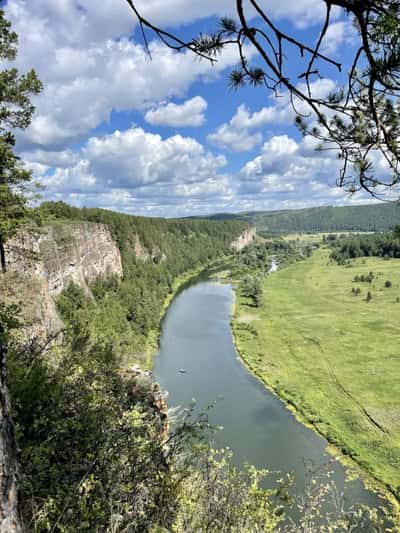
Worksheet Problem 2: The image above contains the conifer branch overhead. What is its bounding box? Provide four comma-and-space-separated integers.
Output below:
125, 0, 400, 200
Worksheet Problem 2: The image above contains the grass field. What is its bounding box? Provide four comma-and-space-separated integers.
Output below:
233, 247, 400, 496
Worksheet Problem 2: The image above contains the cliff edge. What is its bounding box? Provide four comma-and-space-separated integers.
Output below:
2, 222, 123, 339
231, 227, 256, 251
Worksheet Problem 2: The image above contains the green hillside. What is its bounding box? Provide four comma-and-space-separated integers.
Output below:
192, 203, 400, 234
35, 201, 249, 360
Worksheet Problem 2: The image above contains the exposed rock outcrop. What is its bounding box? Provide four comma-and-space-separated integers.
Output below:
231, 227, 256, 251
126, 366, 169, 440
2, 222, 123, 339
134, 235, 166, 263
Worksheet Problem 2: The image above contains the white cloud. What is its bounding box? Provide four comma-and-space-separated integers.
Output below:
34, 127, 228, 205
28, 125, 374, 217
6, 0, 343, 152
321, 21, 356, 55
208, 79, 337, 153
208, 122, 263, 153
238, 133, 342, 202
16, 39, 244, 149
84, 127, 226, 188
132, 0, 337, 29
22, 149, 80, 169
207, 104, 286, 152
8, 0, 371, 216
7, 1, 252, 150
145, 96, 208, 127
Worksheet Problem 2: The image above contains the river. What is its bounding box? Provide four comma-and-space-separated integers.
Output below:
154, 277, 385, 523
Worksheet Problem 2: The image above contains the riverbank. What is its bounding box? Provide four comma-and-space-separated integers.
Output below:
231, 248, 400, 512
144, 258, 231, 366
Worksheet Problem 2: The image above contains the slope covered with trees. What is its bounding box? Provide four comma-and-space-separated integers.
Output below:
36, 201, 249, 360
329, 228, 400, 263
192, 203, 400, 234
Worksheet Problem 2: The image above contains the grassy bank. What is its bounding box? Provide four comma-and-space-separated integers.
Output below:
233, 247, 400, 497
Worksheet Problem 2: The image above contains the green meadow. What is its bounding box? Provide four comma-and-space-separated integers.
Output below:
233, 247, 400, 496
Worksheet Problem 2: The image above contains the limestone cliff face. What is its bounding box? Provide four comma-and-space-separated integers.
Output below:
2, 223, 123, 338
231, 227, 256, 251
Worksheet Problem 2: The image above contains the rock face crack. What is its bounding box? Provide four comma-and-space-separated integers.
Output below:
3, 223, 123, 340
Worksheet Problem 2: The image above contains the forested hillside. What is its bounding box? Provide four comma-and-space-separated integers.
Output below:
192, 204, 400, 234
1, 202, 256, 530
329, 229, 400, 263
36, 201, 249, 360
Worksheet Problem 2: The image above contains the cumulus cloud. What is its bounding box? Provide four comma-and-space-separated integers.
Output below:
238, 134, 343, 204
321, 21, 356, 55
32, 126, 230, 209
208, 79, 336, 153
84, 127, 226, 188
208, 101, 295, 152
208, 123, 262, 153
7, 1, 251, 150
8, 0, 368, 216
133, 0, 340, 29
28, 125, 373, 217
6, 0, 343, 152
145, 96, 208, 127
17, 38, 244, 149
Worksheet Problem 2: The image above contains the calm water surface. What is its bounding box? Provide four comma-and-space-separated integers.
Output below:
154, 280, 384, 517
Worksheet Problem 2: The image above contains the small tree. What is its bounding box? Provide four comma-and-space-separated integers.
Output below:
385, 280, 392, 288
366, 291, 372, 302
0, 10, 42, 272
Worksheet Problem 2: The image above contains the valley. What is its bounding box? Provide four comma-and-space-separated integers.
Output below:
233, 244, 400, 499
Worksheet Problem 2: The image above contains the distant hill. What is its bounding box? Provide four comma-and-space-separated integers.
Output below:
187, 204, 400, 234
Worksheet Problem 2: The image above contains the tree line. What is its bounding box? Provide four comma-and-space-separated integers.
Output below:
38, 201, 249, 358
329, 228, 400, 263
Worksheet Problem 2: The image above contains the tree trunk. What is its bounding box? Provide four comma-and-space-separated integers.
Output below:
0, 328, 24, 532
0, 236, 6, 274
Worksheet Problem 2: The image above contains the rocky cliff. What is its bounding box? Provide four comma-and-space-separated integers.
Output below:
2, 222, 123, 339
231, 227, 256, 251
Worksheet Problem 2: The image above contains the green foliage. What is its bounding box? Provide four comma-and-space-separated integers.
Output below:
197, 204, 400, 235
354, 272, 375, 283
42, 201, 248, 360
8, 318, 300, 532
233, 247, 400, 497
56, 282, 88, 323
7, 221, 397, 530
330, 231, 400, 264
385, 280, 392, 288
0, 10, 42, 270
240, 275, 263, 307
8, 322, 211, 531
236, 240, 295, 270
173, 449, 283, 532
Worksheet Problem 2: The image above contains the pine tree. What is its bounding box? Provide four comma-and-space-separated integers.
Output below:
0, 10, 42, 272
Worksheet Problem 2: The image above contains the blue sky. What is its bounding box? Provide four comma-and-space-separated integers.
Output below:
5, 0, 378, 217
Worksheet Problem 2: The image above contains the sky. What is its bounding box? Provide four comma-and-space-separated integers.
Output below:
3, 0, 380, 217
